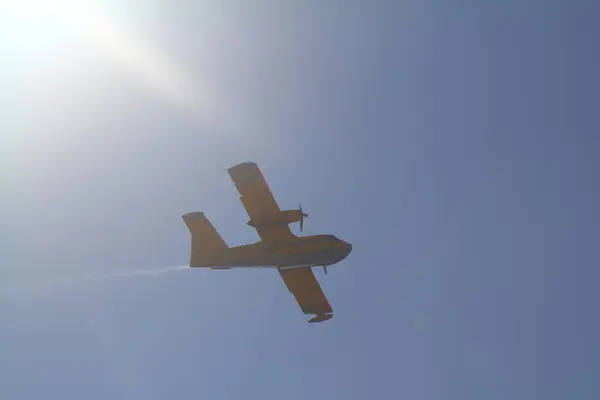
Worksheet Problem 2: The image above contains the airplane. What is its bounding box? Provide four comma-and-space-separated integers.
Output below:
182, 162, 352, 323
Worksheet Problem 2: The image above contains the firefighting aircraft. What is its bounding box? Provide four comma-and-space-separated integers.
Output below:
182, 162, 352, 323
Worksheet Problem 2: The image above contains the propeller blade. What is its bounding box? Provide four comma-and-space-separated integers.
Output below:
298, 202, 308, 231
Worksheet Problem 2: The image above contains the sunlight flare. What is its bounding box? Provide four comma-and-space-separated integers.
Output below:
2, 0, 224, 121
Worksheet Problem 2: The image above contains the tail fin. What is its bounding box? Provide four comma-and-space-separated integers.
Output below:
182, 212, 228, 267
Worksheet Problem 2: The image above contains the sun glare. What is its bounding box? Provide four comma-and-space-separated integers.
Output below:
1, 0, 78, 62
2, 0, 225, 125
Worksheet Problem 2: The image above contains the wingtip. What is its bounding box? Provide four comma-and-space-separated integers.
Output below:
228, 162, 264, 184
228, 161, 258, 173
182, 211, 206, 221
308, 313, 334, 323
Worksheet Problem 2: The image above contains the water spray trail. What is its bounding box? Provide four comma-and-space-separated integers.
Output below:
78, 265, 190, 283
2, 266, 192, 301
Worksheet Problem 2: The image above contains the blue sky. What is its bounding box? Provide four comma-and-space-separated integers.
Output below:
1, 1, 599, 399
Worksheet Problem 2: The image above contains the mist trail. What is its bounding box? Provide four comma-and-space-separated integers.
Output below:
77, 265, 190, 284
3, 266, 192, 301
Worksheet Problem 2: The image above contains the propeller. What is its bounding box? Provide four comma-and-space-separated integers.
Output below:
324, 265, 328, 275
298, 202, 308, 231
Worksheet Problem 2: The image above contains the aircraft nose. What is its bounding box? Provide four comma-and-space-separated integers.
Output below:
334, 240, 352, 261
343, 241, 352, 257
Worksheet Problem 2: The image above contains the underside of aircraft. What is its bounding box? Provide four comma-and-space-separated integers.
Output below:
182, 162, 352, 323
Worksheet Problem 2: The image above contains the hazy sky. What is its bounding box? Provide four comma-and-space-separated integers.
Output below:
1, 1, 599, 399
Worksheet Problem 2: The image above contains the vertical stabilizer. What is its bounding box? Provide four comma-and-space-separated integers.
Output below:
182, 212, 228, 267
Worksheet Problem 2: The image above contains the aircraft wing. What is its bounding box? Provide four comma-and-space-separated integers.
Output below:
228, 162, 296, 242
279, 267, 333, 318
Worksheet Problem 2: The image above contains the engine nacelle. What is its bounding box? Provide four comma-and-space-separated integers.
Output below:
278, 209, 304, 224
247, 209, 305, 228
